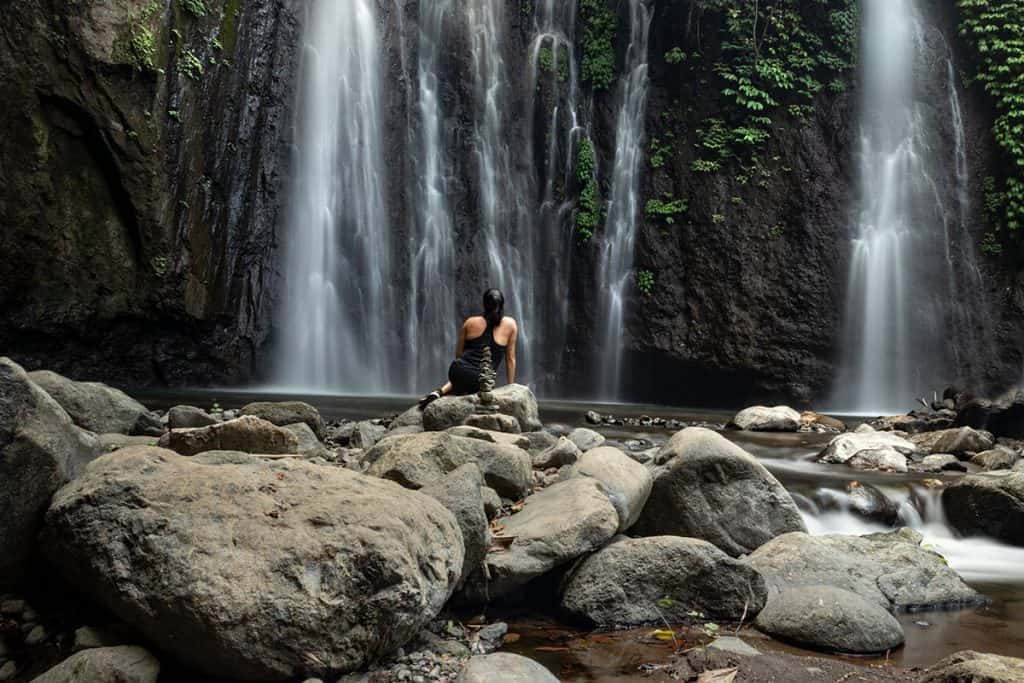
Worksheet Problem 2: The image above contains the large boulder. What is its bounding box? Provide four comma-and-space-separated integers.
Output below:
730, 406, 802, 432
457, 653, 558, 683
27, 370, 153, 435
755, 586, 904, 655
40, 447, 463, 681
1, 358, 102, 588
575, 447, 652, 532
956, 397, 1024, 439
240, 401, 324, 438
632, 428, 805, 556
531, 436, 580, 469
560, 536, 766, 626
817, 430, 918, 472
282, 423, 332, 460
745, 528, 982, 610
157, 416, 299, 457
31, 645, 160, 683
348, 421, 386, 450
920, 650, 1024, 683
943, 472, 1024, 546
422, 464, 489, 585
422, 384, 541, 433
167, 405, 218, 430
566, 427, 605, 452
365, 432, 531, 500
970, 448, 1020, 471
467, 477, 619, 599
910, 427, 995, 458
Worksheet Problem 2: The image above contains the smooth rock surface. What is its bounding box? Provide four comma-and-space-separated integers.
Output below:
31, 645, 159, 683
817, 431, 917, 472
921, 454, 966, 473
167, 405, 218, 430
755, 586, 904, 654
282, 423, 331, 460
745, 529, 982, 610
730, 405, 802, 432
911, 427, 995, 458
26, 370, 153, 435
943, 472, 1024, 546
240, 401, 324, 438
157, 416, 299, 456
1, 358, 103, 587
561, 536, 766, 626
422, 464, 488, 585
971, 448, 1019, 471
366, 432, 531, 499
532, 437, 580, 469
567, 427, 605, 452
447, 426, 532, 451
633, 428, 805, 556
920, 650, 1024, 683
41, 447, 463, 680
422, 384, 541, 433
457, 653, 558, 682
574, 447, 652, 532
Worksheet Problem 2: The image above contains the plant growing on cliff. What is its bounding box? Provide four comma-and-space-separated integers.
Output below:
579, 0, 617, 90
180, 0, 208, 18
123, 1, 161, 72
576, 137, 600, 239
645, 196, 688, 224
539, 45, 569, 82
636, 269, 655, 296
180, 49, 204, 81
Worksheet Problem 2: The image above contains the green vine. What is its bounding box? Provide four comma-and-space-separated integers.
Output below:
576, 137, 600, 240
579, 0, 617, 90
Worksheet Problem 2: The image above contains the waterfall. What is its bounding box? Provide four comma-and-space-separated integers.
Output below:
275, 0, 393, 392
596, 0, 651, 399
831, 0, 987, 414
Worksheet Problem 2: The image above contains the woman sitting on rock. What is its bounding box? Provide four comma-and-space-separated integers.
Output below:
419, 288, 518, 408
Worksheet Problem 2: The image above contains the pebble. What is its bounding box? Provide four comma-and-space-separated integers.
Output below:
0, 661, 15, 682
24, 625, 46, 646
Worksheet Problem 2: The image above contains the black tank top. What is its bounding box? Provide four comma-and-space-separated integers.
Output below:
460, 320, 506, 372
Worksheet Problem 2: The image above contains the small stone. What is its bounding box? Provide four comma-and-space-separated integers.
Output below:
709, 637, 761, 657
0, 601, 24, 617
0, 661, 15, 682
24, 625, 46, 646
585, 411, 602, 425
915, 621, 930, 627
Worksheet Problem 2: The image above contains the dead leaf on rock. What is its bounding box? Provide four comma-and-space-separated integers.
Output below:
696, 667, 738, 683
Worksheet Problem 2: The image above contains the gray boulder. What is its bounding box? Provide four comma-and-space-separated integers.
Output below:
167, 405, 218, 430
282, 423, 332, 460
745, 528, 982, 610
1, 358, 102, 588
388, 405, 424, 431
911, 427, 995, 458
920, 650, 1024, 683
755, 586, 904, 654
27, 370, 153, 435
240, 401, 324, 438
481, 487, 502, 519
98, 434, 159, 452
31, 645, 159, 683
518, 431, 559, 456
457, 653, 558, 682
560, 536, 766, 626
366, 432, 531, 500
567, 427, 605, 452
532, 437, 580, 469
575, 447, 652, 532
349, 421, 386, 450
920, 454, 966, 473
157, 416, 299, 456
943, 472, 1024, 546
817, 431, 917, 472
971, 448, 1019, 471
40, 447, 463, 680
633, 428, 805, 556
730, 406, 802, 432
422, 384, 541, 433
422, 464, 489, 585
447, 425, 532, 451
467, 477, 619, 599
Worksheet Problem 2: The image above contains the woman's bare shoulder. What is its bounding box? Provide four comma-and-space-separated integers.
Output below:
502, 316, 518, 330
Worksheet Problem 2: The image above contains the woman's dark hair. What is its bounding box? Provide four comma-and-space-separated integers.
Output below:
483, 288, 504, 327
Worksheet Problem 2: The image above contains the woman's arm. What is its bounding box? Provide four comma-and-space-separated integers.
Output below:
455, 320, 468, 358
505, 322, 518, 384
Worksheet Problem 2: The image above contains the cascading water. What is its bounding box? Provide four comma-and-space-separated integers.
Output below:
275, 0, 393, 392
831, 0, 988, 414
597, 0, 651, 399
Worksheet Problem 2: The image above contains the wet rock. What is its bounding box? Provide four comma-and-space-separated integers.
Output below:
970, 448, 1019, 471
167, 405, 218, 430
585, 411, 602, 425
566, 427, 605, 452
561, 536, 766, 626
240, 401, 324, 438
575, 447, 652, 532
366, 432, 531, 500
708, 637, 761, 657
457, 653, 558, 682
910, 427, 995, 458
26, 370, 154, 435
40, 447, 463, 680
422, 464, 489, 585
956, 397, 1024, 440
633, 428, 805, 557
813, 482, 899, 526
943, 472, 1024, 546
31, 645, 160, 683
920, 650, 1024, 683
283, 423, 332, 459
745, 528, 982, 610
920, 454, 967, 473
465, 477, 619, 600
532, 437, 580, 469
349, 421, 387, 450
755, 586, 904, 654
1, 358, 103, 588
869, 412, 955, 434
157, 416, 299, 456
422, 384, 541, 433
801, 412, 847, 433
817, 431, 917, 472
730, 406, 802, 432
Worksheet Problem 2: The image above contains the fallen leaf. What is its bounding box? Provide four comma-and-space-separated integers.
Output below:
651, 629, 677, 642
696, 667, 738, 683
534, 646, 569, 652
503, 633, 521, 643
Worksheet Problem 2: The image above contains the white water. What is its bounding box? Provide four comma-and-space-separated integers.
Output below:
276, 0, 392, 392
597, 0, 651, 399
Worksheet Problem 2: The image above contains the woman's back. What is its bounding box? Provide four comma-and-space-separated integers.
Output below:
460, 315, 514, 371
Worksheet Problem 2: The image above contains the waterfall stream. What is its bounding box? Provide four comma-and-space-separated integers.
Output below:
597, 0, 651, 399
